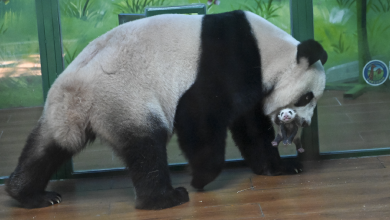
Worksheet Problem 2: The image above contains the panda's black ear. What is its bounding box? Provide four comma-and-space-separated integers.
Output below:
297, 39, 328, 66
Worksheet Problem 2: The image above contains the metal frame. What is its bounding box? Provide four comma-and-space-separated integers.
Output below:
145, 3, 207, 16
290, 0, 321, 161
1, 0, 389, 184
35, 0, 64, 100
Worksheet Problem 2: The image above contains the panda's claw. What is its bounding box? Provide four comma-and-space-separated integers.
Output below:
279, 160, 303, 175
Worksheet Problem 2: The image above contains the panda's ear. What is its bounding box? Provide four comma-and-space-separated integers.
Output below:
297, 39, 328, 66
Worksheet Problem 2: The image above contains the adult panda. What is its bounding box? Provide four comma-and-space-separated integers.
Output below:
6, 10, 327, 210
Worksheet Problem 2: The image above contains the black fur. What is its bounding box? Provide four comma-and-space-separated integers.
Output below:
297, 39, 328, 66
230, 103, 302, 175
175, 11, 301, 189
5, 123, 73, 208
6, 115, 189, 210
175, 11, 263, 189
294, 91, 314, 107
112, 115, 189, 209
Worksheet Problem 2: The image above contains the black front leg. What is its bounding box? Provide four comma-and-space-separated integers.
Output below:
229, 105, 302, 175
174, 88, 229, 190
175, 110, 228, 190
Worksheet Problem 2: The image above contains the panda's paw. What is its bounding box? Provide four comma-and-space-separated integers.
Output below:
13, 191, 62, 208
280, 160, 303, 175
191, 171, 220, 190
135, 187, 189, 210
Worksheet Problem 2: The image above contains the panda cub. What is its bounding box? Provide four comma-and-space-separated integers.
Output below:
271, 108, 304, 153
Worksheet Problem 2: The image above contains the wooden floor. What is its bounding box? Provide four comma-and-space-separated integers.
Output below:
1, 156, 390, 219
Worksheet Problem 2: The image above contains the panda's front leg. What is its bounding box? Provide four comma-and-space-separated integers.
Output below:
175, 101, 228, 190
229, 105, 302, 175
176, 120, 228, 190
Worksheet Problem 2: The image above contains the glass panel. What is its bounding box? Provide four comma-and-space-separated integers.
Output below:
0, 0, 43, 177
59, 0, 291, 171
314, 0, 390, 152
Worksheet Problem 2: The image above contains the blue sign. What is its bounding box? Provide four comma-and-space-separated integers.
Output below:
362, 60, 389, 86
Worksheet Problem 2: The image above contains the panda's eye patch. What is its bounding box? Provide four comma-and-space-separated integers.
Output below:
280, 112, 284, 116
294, 92, 314, 107
288, 111, 292, 114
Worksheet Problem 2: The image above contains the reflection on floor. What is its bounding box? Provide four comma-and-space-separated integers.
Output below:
318, 90, 390, 152
0, 89, 389, 176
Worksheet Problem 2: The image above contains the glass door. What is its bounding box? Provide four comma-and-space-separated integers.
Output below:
314, 0, 390, 153
0, 0, 44, 177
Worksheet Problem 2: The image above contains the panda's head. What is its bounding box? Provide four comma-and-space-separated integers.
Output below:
263, 39, 328, 127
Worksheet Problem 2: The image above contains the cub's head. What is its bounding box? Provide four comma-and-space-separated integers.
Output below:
264, 39, 328, 127
276, 108, 296, 124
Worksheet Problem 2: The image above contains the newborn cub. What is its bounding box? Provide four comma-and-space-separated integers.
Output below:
272, 108, 304, 153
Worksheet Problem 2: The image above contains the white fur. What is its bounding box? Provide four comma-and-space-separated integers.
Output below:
245, 11, 326, 125
278, 108, 296, 123
42, 14, 202, 152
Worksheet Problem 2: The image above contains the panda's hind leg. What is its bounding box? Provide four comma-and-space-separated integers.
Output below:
109, 115, 189, 210
5, 121, 80, 208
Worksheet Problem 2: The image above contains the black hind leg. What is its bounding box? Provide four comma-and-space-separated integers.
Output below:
5, 123, 74, 208
230, 105, 302, 175
113, 122, 189, 210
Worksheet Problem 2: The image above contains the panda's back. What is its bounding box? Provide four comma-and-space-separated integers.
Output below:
45, 14, 204, 134
60, 14, 203, 94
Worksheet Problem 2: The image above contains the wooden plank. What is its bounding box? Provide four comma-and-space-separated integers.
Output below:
377, 155, 390, 167
253, 181, 390, 219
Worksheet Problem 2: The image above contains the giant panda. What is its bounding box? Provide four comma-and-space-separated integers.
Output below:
5, 10, 327, 210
